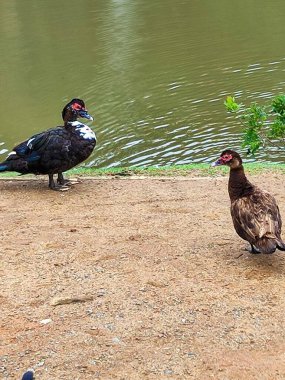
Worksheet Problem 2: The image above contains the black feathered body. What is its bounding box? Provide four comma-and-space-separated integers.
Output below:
0, 121, 96, 176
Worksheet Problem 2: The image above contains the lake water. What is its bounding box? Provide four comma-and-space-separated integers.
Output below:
1, 0, 285, 167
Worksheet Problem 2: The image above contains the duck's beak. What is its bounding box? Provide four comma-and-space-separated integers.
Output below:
79, 109, 94, 121
211, 158, 222, 167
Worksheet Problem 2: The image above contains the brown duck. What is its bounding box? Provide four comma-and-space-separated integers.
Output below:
212, 149, 285, 254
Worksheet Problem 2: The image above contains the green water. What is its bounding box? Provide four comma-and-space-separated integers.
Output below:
1, 0, 285, 167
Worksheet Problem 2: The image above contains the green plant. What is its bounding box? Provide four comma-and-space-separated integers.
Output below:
224, 95, 285, 154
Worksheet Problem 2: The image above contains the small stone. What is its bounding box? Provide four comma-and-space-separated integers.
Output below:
105, 323, 115, 331
50, 295, 93, 306
147, 280, 168, 288
97, 289, 106, 297
163, 369, 174, 375
40, 318, 52, 325
112, 337, 122, 344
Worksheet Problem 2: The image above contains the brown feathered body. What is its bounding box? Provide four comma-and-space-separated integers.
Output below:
213, 150, 285, 254
229, 167, 284, 253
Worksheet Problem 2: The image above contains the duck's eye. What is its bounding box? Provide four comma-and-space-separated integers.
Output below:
222, 154, 232, 162
72, 103, 82, 111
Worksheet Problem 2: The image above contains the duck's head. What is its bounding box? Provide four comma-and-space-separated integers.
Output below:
62, 98, 93, 123
211, 149, 242, 169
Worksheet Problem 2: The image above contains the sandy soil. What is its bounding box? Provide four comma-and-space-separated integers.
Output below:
1, 173, 285, 380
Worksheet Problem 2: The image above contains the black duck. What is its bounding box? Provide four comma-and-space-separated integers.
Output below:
0, 99, 96, 190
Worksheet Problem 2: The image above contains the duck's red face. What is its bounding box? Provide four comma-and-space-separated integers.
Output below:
70, 100, 93, 121
211, 150, 241, 167
62, 99, 94, 122
72, 102, 85, 111
219, 153, 233, 164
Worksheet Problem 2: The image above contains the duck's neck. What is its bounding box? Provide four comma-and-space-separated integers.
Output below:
63, 109, 77, 126
228, 165, 253, 201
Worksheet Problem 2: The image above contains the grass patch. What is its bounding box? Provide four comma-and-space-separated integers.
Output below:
0, 163, 284, 180
67, 163, 285, 177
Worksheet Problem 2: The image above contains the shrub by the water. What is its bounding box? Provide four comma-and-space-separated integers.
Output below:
224, 95, 285, 154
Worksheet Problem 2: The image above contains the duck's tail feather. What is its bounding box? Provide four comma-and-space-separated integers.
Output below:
0, 163, 8, 171
255, 238, 277, 254
255, 236, 285, 254
0, 158, 30, 174
276, 239, 285, 251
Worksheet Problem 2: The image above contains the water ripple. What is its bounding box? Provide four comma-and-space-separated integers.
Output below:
1, 0, 285, 167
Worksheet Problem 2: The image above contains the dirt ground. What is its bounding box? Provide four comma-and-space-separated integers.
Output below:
1, 173, 285, 380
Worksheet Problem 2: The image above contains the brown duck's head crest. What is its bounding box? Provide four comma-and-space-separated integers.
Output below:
212, 149, 242, 169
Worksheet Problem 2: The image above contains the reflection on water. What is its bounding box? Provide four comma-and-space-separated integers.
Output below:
1, 0, 285, 167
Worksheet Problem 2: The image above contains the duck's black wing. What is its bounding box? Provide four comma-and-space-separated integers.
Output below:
13, 127, 65, 158
2, 127, 72, 175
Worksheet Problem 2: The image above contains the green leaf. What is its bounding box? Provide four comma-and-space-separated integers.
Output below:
272, 95, 285, 116
242, 127, 262, 154
267, 119, 285, 139
224, 96, 241, 112
241, 103, 267, 129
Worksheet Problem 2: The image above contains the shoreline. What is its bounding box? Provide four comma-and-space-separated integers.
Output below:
0, 162, 284, 180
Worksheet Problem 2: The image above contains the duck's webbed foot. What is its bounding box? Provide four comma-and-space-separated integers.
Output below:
49, 174, 69, 191
57, 173, 81, 186
246, 244, 261, 254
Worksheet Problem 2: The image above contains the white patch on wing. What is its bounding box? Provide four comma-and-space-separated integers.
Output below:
71, 122, 96, 140
27, 137, 35, 149
8, 150, 17, 156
